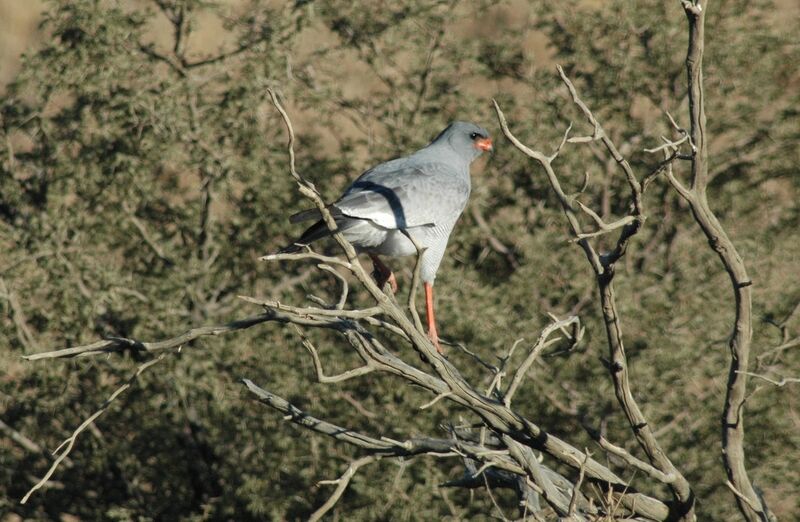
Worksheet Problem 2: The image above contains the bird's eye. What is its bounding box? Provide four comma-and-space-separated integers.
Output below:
469, 132, 479, 140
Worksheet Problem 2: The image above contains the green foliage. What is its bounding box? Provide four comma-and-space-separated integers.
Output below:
1, 0, 798, 520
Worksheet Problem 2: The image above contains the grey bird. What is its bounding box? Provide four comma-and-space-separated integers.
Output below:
280, 121, 493, 353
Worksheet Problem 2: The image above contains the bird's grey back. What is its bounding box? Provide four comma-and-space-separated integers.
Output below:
337, 155, 471, 231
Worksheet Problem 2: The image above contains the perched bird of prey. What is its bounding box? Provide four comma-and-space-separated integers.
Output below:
280, 121, 492, 353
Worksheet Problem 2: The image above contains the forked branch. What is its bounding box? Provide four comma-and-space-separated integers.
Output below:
661, 2, 773, 519
494, 64, 695, 518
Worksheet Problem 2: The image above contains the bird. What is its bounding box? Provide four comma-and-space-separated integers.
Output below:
280, 121, 493, 354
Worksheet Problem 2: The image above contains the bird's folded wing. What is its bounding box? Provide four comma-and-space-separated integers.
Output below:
334, 164, 469, 230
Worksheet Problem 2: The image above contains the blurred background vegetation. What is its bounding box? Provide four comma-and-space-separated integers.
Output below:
1, 0, 798, 520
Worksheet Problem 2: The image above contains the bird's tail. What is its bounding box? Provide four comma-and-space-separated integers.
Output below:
289, 208, 322, 223
277, 219, 332, 254
277, 242, 306, 254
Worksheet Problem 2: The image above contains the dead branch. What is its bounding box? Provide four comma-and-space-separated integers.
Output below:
567, 449, 590, 519
658, 2, 775, 519
737, 371, 800, 388
310, 455, 381, 522
504, 316, 580, 407
22, 313, 282, 360
21, 83, 695, 521
494, 66, 694, 518
591, 431, 676, 484
299, 335, 375, 384
504, 435, 574, 517
239, 295, 382, 320
21, 354, 167, 504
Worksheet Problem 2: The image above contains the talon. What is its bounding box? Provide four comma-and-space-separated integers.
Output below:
386, 272, 399, 294
428, 327, 444, 355
370, 254, 398, 294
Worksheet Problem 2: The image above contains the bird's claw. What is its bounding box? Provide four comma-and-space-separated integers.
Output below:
386, 272, 398, 294
372, 268, 398, 294
370, 256, 399, 294
427, 328, 444, 355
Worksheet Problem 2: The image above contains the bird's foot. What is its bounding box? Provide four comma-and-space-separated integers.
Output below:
427, 327, 444, 355
386, 272, 399, 294
370, 256, 398, 294
372, 268, 398, 294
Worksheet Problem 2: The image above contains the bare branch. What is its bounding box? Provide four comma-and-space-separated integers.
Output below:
318, 264, 349, 309
450, 341, 499, 374
503, 435, 572, 517
556, 65, 642, 214
725, 480, 764, 515
496, 67, 694, 517
665, 154, 693, 201
572, 201, 637, 240
493, 100, 603, 274
238, 295, 382, 320
641, 149, 681, 194
246, 336, 669, 520
419, 392, 453, 410
300, 335, 375, 384
23, 313, 279, 360
567, 449, 591, 518
244, 379, 404, 453
260, 250, 352, 268
244, 379, 504, 462
590, 431, 676, 484
737, 371, 800, 388
674, 2, 773, 519
310, 455, 380, 522
550, 122, 573, 161
644, 134, 690, 154
504, 316, 580, 407
21, 354, 167, 504
756, 336, 800, 365
483, 470, 512, 522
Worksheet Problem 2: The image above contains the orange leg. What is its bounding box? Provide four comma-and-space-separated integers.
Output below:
369, 254, 398, 294
424, 282, 443, 354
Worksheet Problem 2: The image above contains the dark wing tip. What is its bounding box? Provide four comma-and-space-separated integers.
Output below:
277, 242, 306, 254
289, 208, 321, 224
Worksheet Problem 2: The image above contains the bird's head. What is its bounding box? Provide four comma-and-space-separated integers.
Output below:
434, 121, 493, 161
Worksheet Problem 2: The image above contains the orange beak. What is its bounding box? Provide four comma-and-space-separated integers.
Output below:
475, 137, 493, 152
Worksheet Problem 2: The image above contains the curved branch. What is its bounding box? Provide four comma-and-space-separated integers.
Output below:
495, 71, 695, 518
309, 455, 381, 522
677, 2, 773, 520
504, 316, 580, 407
23, 313, 278, 360
300, 335, 375, 383
21, 354, 167, 503
493, 101, 603, 275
